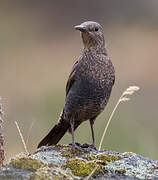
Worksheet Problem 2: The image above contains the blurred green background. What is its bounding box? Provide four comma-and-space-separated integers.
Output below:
1, 1, 158, 160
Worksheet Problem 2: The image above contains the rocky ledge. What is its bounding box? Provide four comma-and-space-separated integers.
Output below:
0, 145, 158, 180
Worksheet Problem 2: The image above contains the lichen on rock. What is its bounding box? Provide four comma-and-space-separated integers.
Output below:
0, 145, 157, 180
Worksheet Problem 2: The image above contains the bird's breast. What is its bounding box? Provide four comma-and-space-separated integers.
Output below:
78, 56, 114, 87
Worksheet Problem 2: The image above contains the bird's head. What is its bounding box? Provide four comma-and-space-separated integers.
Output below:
74, 21, 105, 50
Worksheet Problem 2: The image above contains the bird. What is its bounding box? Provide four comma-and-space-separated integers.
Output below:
37, 21, 115, 152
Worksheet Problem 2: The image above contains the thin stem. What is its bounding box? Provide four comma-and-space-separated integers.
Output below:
15, 121, 29, 154
98, 94, 123, 151
84, 166, 98, 180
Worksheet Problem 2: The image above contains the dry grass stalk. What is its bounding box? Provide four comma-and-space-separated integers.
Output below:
85, 86, 140, 180
15, 121, 29, 154
99, 85, 140, 150
0, 97, 5, 168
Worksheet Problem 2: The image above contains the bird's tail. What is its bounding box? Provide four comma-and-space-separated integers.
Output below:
37, 116, 70, 148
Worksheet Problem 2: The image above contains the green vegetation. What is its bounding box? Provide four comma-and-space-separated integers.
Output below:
66, 158, 105, 177
9, 156, 45, 171
66, 153, 121, 177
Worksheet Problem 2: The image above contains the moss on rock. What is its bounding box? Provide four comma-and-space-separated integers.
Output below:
97, 153, 121, 162
1, 145, 157, 179
9, 157, 45, 171
87, 153, 121, 164
66, 158, 105, 177
30, 166, 73, 180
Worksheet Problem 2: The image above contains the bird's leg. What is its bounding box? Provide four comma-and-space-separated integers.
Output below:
89, 118, 97, 149
70, 119, 86, 153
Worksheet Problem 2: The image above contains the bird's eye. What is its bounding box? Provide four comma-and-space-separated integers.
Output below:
95, 27, 99, 32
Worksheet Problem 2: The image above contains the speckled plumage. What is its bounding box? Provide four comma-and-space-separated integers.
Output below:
64, 49, 115, 130
38, 21, 115, 150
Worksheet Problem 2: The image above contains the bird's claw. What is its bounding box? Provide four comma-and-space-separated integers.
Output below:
81, 143, 97, 150
69, 143, 87, 153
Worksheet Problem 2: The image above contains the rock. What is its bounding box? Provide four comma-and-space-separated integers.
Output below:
0, 145, 158, 179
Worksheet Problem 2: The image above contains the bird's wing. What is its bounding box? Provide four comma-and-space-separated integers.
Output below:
66, 60, 79, 96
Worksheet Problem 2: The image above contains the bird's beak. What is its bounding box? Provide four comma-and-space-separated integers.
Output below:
74, 25, 87, 32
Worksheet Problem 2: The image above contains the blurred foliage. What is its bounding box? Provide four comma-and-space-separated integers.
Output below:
0, 1, 158, 160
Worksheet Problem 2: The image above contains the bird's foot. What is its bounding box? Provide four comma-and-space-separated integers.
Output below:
69, 143, 87, 153
81, 143, 97, 150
